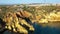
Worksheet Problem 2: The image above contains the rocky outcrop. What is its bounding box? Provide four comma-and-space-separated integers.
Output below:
0, 11, 34, 34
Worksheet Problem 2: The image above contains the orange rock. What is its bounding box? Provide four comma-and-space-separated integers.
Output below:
16, 11, 32, 18
36, 15, 41, 20
23, 11, 32, 18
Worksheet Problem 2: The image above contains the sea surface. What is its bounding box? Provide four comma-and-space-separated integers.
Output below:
33, 23, 60, 34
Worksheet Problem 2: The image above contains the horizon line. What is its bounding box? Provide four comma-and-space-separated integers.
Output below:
0, 3, 60, 5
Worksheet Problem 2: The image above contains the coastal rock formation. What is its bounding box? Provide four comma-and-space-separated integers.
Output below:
0, 11, 34, 34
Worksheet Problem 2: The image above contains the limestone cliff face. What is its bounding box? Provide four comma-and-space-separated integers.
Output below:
0, 11, 34, 34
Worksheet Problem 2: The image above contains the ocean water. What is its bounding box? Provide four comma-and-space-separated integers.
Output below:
33, 23, 60, 34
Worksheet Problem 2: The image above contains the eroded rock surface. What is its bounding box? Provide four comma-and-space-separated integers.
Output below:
0, 11, 34, 34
